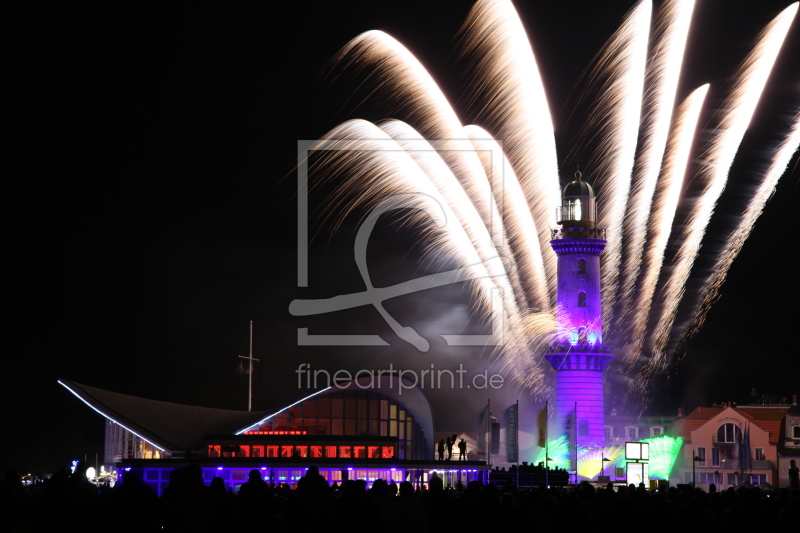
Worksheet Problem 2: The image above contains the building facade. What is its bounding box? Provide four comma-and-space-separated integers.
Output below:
678, 405, 788, 489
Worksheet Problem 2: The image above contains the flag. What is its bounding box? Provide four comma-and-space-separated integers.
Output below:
566, 404, 577, 471
490, 417, 500, 455
506, 402, 519, 463
537, 405, 547, 448
477, 402, 489, 455
741, 422, 751, 472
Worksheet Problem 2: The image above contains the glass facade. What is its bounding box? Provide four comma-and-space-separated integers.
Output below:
105, 420, 163, 463
253, 390, 427, 460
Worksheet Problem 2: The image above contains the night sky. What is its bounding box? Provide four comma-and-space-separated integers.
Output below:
7, 0, 799, 474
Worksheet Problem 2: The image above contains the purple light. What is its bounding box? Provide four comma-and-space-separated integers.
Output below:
217, 467, 223, 470
569, 330, 579, 345
588, 333, 597, 345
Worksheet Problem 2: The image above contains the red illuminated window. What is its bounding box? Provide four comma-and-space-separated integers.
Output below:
310, 446, 323, 458
382, 446, 394, 458
252, 446, 264, 458
281, 446, 293, 458
325, 446, 337, 458
368, 446, 380, 458
353, 446, 366, 459
239, 445, 251, 457
295, 446, 308, 458
266, 446, 279, 458
339, 446, 352, 458
207, 445, 221, 457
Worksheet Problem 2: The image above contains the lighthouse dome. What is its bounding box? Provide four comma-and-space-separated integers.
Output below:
557, 170, 597, 226
563, 171, 595, 198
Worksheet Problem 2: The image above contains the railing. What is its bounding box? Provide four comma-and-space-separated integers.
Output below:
548, 340, 612, 354
551, 226, 606, 240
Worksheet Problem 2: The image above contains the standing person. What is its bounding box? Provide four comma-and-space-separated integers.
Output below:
458, 438, 467, 460
438, 439, 445, 461
789, 459, 799, 488
445, 437, 452, 460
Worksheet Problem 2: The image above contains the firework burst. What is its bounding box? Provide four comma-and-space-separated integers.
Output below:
306, 0, 799, 408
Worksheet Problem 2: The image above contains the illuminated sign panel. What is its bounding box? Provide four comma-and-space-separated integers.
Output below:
625, 442, 649, 460
626, 462, 649, 486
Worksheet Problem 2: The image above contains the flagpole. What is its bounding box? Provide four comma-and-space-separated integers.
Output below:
574, 401, 578, 485
545, 400, 549, 488
516, 399, 519, 487
487, 399, 491, 467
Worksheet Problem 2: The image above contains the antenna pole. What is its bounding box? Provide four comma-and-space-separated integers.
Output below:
239, 320, 260, 411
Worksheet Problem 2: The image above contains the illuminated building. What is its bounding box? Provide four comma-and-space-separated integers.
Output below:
679, 404, 789, 489
545, 171, 613, 453
777, 399, 800, 488
59, 377, 488, 495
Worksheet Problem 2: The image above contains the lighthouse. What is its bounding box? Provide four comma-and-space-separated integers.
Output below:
545, 170, 613, 454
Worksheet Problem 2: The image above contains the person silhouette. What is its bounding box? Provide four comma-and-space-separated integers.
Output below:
438, 439, 445, 461
458, 438, 467, 460
445, 437, 452, 460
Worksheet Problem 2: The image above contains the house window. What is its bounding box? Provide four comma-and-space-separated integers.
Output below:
626, 427, 638, 441
750, 474, 767, 486
650, 426, 663, 438
755, 448, 765, 461
697, 472, 715, 485
578, 291, 587, 307
711, 447, 720, 467
697, 447, 706, 467
577, 258, 586, 274
793, 426, 800, 438
716, 423, 741, 443
605, 426, 613, 442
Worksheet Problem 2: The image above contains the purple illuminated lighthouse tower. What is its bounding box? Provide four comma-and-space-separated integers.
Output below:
545, 171, 613, 452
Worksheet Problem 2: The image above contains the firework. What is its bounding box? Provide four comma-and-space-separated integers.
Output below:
306, 0, 798, 407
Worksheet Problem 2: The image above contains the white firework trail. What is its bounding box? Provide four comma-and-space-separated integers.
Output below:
617, 0, 696, 323
332, 30, 502, 244
464, 125, 556, 394
378, 120, 529, 324
464, 125, 551, 312
309, 120, 530, 343
685, 109, 800, 339
306, 0, 797, 405
583, 0, 652, 327
620, 84, 709, 378
457, 0, 561, 300
649, 3, 798, 356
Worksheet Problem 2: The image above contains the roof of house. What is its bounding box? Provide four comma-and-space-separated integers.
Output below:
683, 406, 789, 443
59, 380, 271, 452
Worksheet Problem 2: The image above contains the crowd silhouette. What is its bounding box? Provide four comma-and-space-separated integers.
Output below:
2, 461, 798, 532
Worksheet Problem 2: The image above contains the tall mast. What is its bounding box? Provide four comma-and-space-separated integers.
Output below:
239, 320, 260, 412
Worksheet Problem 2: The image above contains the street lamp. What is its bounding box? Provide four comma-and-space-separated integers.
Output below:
692, 451, 701, 487
602, 457, 611, 479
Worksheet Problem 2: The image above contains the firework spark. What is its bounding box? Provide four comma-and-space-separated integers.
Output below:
307, 0, 798, 406
686, 109, 800, 339
649, 2, 798, 358
621, 84, 709, 378
617, 0, 696, 324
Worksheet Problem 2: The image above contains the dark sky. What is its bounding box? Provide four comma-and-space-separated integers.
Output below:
7, 0, 799, 474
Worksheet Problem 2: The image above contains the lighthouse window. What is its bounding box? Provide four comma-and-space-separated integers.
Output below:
577, 291, 587, 307
577, 258, 586, 274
